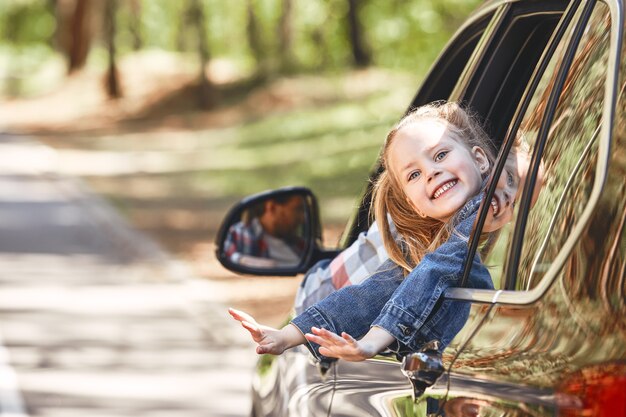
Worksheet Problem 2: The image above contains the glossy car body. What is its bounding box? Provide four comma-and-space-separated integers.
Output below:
233, 0, 626, 416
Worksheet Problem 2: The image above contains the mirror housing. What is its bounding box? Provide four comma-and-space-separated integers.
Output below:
215, 187, 327, 276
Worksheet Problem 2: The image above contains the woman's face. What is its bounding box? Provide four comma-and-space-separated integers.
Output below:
483, 148, 544, 232
483, 154, 522, 231
389, 118, 489, 221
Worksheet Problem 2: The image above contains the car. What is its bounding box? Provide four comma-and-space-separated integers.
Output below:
216, 0, 626, 416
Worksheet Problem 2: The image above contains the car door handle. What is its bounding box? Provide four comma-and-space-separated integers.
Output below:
401, 340, 445, 400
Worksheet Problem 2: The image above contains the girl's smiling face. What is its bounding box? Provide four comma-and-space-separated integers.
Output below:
389, 118, 490, 221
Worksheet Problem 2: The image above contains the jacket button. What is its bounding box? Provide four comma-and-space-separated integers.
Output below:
397, 324, 411, 336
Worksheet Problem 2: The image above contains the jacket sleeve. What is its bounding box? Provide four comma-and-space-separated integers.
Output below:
371, 210, 493, 352
290, 259, 404, 360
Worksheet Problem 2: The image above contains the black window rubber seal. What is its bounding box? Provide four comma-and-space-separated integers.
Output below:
457, 0, 592, 290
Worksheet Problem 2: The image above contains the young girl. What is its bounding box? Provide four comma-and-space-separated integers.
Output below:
230, 102, 530, 361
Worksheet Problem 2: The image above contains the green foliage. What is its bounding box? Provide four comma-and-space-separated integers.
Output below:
141, 1, 185, 50
0, 1, 58, 96
0, 0, 55, 46
1, 0, 483, 78
362, 0, 482, 71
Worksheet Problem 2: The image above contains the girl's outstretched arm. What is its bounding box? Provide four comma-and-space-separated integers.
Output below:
229, 308, 306, 355
304, 326, 395, 361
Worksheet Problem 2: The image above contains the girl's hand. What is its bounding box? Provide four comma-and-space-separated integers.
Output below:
304, 327, 380, 361
228, 308, 306, 355
228, 308, 286, 355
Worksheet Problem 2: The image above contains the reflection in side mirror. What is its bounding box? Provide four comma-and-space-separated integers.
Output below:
215, 187, 322, 276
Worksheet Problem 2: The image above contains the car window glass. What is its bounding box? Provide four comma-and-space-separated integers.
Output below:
463, 4, 566, 144
482, 2, 610, 291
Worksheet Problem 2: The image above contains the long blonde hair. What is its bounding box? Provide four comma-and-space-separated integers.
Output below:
372, 102, 496, 274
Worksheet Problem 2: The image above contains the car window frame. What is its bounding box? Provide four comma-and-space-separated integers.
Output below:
446, 0, 623, 305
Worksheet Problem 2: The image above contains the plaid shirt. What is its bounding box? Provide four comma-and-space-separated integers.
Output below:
294, 219, 396, 314
223, 218, 270, 263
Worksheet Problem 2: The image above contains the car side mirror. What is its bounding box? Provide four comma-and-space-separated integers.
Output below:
215, 187, 324, 276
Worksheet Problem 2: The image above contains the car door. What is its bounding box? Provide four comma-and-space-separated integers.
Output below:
437, 0, 626, 415
327, 2, 575, 416
251, 345, 336, 417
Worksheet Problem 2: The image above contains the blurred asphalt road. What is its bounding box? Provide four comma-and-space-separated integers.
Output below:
0, 134, 256, 417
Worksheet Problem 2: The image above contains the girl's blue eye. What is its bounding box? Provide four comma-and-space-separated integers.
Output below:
408, 171, 420, 181
434, 151, 448, 161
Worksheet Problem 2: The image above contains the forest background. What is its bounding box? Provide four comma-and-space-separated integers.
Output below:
0, 0, 480, 323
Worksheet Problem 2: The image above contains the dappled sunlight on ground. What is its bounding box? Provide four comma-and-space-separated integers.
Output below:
1, 51, 414, 137
0, 143, 259, 416
1, 55, 413, 326
0, 252, 256, 417
0, 50, 197, 133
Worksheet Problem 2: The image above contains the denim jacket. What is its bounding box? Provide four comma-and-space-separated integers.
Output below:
290, 194, 494, 360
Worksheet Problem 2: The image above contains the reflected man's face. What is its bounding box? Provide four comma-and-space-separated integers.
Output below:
273, 196, 305, 238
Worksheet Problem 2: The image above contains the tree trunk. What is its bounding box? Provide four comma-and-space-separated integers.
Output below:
346, 0, 371, 67
56, 0, 93, 73
176, 2, 189, 52
104, 0, 122, 98
188, 0, 215, 109
278, 0, 295, 72
310, 29, 327, 69
246, 0, 267, 79
128, 0, 143, 51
